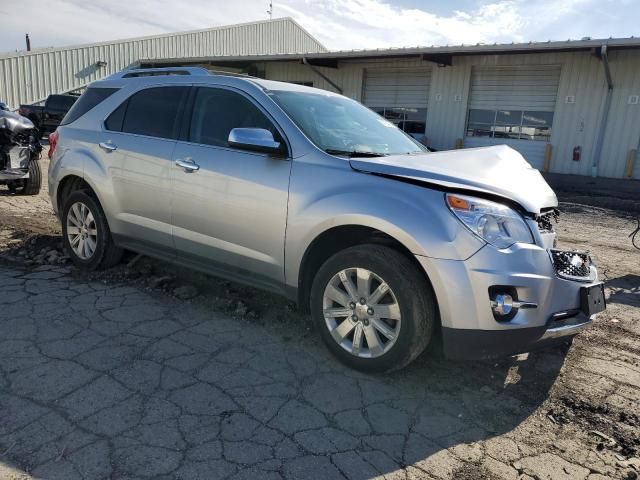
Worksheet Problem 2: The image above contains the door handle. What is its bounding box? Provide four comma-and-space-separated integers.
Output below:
175, 157, 200, 172
99, 141, 117, 152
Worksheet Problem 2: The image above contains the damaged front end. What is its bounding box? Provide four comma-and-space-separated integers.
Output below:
0, 110, 42, 194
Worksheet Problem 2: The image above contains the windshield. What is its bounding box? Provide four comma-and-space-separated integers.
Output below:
270, 90, 426, 157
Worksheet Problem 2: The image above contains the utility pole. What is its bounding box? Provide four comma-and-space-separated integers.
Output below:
267, 2, 273, 20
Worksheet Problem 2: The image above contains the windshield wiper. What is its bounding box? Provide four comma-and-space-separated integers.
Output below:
324, 148, 387, 158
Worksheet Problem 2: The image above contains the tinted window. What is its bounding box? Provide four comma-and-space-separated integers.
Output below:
189, 88, 277, 148
120, 87, 188, 139
48, 95, 77, 110
105, 101, 127, 132
60, 89, 116, 126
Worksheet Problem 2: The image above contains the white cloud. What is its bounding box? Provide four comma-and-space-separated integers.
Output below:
0, 0, 637, 54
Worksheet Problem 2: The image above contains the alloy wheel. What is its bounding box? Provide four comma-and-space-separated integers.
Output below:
66, 201, 98, 260
322, 267, 402, 358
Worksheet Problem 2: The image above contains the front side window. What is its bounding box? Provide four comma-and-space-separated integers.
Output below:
271, 91, 425, 157
106, 86, 188, 139
466, 109, 553, 141
189, 88, 279, 148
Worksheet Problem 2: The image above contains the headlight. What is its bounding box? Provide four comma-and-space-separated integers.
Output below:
446, 194, 533, 249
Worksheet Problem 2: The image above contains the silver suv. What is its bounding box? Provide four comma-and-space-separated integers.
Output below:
48, 67, 605, 372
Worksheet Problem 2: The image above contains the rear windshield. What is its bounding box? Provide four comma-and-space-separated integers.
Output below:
60, 88, 119, 126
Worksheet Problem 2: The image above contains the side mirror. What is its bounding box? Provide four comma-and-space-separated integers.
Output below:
228, 128, 284, 155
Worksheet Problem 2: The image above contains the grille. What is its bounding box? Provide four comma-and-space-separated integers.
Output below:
537, 209, 559, 233
550, 249, 592, 280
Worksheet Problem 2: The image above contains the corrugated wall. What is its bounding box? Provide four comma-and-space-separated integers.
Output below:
599, 50, 640, 179
264, 50, 640, 179
0, 18, 326, 108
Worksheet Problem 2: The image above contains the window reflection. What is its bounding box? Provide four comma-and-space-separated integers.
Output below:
466, 109, 553, 141
372, 107, 427, 137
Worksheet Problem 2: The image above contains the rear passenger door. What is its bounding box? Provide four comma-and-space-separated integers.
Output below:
102, 85, 189, 254
170, 86, 292, 290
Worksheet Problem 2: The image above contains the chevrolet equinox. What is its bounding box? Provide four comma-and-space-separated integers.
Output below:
48, 67, 606, 372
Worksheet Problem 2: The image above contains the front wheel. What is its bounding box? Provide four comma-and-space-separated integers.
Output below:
310, 244, 437, 372
62, 190, 123, 270
20, 158, 42, 195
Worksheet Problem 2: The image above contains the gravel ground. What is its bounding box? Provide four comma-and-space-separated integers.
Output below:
0, 154, 638, 480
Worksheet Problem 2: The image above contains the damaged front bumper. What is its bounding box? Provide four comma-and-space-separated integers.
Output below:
1, 146, 31, 182
0, 169, 29, 181
416, 241, 606, 360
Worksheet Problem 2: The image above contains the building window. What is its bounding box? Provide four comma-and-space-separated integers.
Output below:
466, 109, 553, 141
372, 107, 427, 135
289, 81, 313, 87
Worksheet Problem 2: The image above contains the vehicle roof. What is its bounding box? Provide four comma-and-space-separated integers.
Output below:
90, 68, 342, 97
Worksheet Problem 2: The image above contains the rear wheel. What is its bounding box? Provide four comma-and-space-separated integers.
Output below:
310, 244, 437, 372
62, 190, 123, 270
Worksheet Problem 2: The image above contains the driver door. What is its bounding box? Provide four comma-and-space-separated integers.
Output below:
170, 86, 292, 291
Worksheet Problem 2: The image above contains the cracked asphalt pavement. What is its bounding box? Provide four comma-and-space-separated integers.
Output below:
0, 157, 638, 479
0, 265, 579, 480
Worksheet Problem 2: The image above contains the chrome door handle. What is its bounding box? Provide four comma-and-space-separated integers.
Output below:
175, 158, 200, 172
99, 141, 117, 152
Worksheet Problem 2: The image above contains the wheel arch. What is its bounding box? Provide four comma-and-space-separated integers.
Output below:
295, 224, 436, 314
56, 175, 97, 213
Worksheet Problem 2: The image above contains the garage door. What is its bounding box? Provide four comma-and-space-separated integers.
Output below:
363, 67, 431, 138
465, 65, 561, 169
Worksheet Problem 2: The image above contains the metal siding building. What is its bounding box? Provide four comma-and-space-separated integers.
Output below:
171, 41, 639, 180
2, 20, 640, 180
0, 18, 326, 108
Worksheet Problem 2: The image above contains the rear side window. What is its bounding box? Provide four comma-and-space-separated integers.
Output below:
188, 87, 278, 148
107, 86, 188, 139
105, 102, 126, 132
60, 88, 117, 126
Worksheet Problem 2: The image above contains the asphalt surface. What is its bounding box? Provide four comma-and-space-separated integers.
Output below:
0, 261, 636, 480
0, 155, 638, 479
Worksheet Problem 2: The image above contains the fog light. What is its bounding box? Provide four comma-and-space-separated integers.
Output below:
491, 294, 514, 315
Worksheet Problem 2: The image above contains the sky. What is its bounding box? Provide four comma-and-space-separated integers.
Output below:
1, 0, 639, 54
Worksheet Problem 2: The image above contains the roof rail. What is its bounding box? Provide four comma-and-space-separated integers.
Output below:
107, 67, 210, 79
207, 69, 255, 78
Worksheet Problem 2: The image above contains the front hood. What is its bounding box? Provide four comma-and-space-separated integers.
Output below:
350, 145, 557, 214
0, 109, 35, 133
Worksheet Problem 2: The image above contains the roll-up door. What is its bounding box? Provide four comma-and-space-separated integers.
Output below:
363, 67, 431, 139
465, 65, 561, 169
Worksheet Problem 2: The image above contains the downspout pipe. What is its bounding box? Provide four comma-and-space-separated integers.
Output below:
592, 44, 613, 178
302, 57, 342, 94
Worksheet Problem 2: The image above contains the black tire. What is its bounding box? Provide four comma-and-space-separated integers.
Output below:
61, 190, 123, 270
310, 244, 437, 373
20, 158, 41, 195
